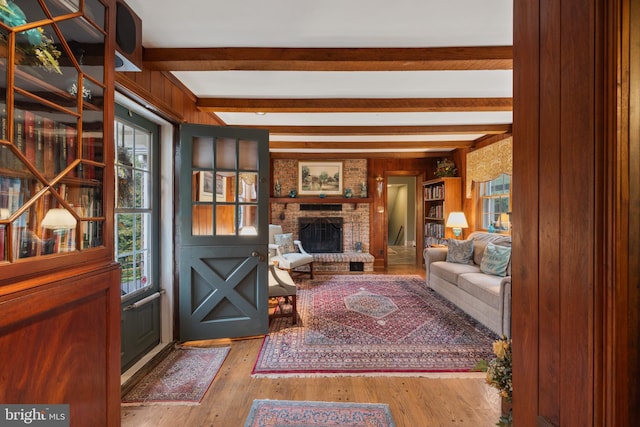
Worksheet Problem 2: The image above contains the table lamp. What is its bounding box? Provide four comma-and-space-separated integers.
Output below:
41, 209, 77, 252
446, 211, 468, 239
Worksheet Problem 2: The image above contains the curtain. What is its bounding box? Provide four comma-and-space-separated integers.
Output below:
465, 137, 513, 198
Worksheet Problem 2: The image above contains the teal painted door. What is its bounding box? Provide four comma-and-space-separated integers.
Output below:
115, 105, 161, 372
178, 124, 269, 340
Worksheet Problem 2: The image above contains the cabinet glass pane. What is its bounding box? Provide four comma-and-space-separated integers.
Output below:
43, 0, 80, 15
0, 223, 6, 261
215, 137, 236, 170
83, 110, 104, 163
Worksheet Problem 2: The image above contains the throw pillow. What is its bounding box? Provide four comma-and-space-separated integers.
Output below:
446, 239, 474, 264
274, 233, 296, 254
480, 242, 512, 276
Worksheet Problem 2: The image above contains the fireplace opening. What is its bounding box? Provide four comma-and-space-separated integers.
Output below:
298, 217, 343, 253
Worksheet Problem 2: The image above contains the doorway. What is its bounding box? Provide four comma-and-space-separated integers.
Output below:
387, 176, 416, 265
116, 93, 175, 382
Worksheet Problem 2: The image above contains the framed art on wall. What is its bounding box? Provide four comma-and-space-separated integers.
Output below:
298, 161, 343, 195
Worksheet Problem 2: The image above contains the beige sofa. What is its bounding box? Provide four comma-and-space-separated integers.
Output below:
423, 231, 512, 337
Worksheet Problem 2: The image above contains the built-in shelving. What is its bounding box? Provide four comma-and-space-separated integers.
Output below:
422, 177, 461, 245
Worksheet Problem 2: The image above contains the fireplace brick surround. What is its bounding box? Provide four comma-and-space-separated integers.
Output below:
271, 159, 374, 272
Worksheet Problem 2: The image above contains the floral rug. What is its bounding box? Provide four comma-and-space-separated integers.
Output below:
121, 345, 230, 405
244, 400, 396, 427
252, 275, 497, 376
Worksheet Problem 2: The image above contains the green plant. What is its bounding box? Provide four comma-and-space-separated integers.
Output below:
476, 336, 512, 427
0, 0, 62, 74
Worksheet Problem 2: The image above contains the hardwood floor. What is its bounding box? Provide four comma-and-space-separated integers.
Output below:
121, 265, 501, 427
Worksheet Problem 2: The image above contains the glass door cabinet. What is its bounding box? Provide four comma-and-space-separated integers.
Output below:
0, 0, 107, 270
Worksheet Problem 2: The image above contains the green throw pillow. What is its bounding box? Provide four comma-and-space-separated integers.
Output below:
446, 239, 474, 264
274, 233, 296, 254
480, 242, 512, 276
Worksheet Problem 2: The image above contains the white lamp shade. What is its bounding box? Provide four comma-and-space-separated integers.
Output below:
41, 208, 77, 229
446, 211, 469, 228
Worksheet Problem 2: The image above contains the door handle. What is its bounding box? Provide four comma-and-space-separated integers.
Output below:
252, 251, 265, 261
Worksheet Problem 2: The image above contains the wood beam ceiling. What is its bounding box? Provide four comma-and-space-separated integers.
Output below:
196, 97, 513, 113
146, 46, 513, 153
143, 46, 513, 71
246, 124, 512, 135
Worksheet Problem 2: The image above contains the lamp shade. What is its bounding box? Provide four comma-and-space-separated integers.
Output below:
446, 212, 468, 229
41, 209, 77, 229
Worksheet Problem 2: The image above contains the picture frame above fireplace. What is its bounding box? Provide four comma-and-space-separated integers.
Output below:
298, 161, 343, 196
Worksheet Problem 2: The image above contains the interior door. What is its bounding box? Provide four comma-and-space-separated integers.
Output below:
178, 124, 269, 341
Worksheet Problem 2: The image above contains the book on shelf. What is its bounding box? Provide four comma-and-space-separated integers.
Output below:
43, 117, 55, 177
66, 124, 76, 176
14, 109, 24, 168
24, 111, 36, 166
35, 114, 44, 170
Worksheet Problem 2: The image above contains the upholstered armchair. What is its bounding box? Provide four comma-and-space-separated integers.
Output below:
268, 261, 297, 324
269, 224, 314, 279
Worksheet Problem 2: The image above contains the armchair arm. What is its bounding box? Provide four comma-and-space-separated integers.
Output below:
423, 247, 448, 283
499, 276, 512, 338
269, 243, 284, 257
293, 240, 311, 256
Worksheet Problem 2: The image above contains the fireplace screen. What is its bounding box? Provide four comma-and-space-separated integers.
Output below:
298, 217, 343, 253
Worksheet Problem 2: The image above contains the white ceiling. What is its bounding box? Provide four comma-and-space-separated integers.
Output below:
123, 0, 513, 154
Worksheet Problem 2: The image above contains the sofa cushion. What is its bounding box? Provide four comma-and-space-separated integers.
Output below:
457, 272, 502, 309
480, 242, 512, 276
274, 233, 296, 254
446, 239, 474, 264
430, 261, 481, 284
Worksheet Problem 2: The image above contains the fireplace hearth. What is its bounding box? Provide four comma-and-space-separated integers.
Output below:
299, 217, 343, 253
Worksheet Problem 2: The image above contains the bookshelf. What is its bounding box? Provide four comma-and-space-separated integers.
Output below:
423, 177, 462, 246
0, 0, 107, 264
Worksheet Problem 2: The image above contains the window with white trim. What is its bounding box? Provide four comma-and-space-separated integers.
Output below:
478, 174, 511, 233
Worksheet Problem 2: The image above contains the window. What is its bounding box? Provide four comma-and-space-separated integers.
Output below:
114, 116, 155, 298
478, 174, 511, 233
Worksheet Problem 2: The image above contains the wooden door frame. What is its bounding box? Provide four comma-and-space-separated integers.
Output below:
383, 170, 426, 268
513, 0, 635, 425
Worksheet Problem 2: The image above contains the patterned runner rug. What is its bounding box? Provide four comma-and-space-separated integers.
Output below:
253, 274, 497, 376
244, 400, 396, 427
122, 345, 230, 405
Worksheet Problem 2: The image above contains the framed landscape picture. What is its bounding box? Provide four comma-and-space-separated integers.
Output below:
298, 161, 343, 195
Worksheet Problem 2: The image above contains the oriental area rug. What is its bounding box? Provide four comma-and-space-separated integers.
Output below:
244, 400, 396, 427
122, 345, 230, 405
252, 275, 497, 377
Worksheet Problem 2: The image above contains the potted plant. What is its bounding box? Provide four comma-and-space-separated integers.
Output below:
476, 336, 512, 426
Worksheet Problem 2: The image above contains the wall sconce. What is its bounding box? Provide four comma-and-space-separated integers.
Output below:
376, 175, 384, 197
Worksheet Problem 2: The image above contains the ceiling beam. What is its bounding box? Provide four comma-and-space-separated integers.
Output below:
269, 140, 473, 149
196, 97, 513, 113
143, 46, 513, 71
241, 124, 512, 135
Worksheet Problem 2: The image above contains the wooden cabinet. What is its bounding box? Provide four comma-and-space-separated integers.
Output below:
422, 177, 461, 245
0, 1, 119, 425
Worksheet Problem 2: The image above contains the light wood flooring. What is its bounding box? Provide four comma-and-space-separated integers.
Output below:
121, 265, 501, 427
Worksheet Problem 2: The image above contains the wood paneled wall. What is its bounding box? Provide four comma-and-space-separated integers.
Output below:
513, 0, 636, 425
0, 263, 121, 426
116, 70, 223, 125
